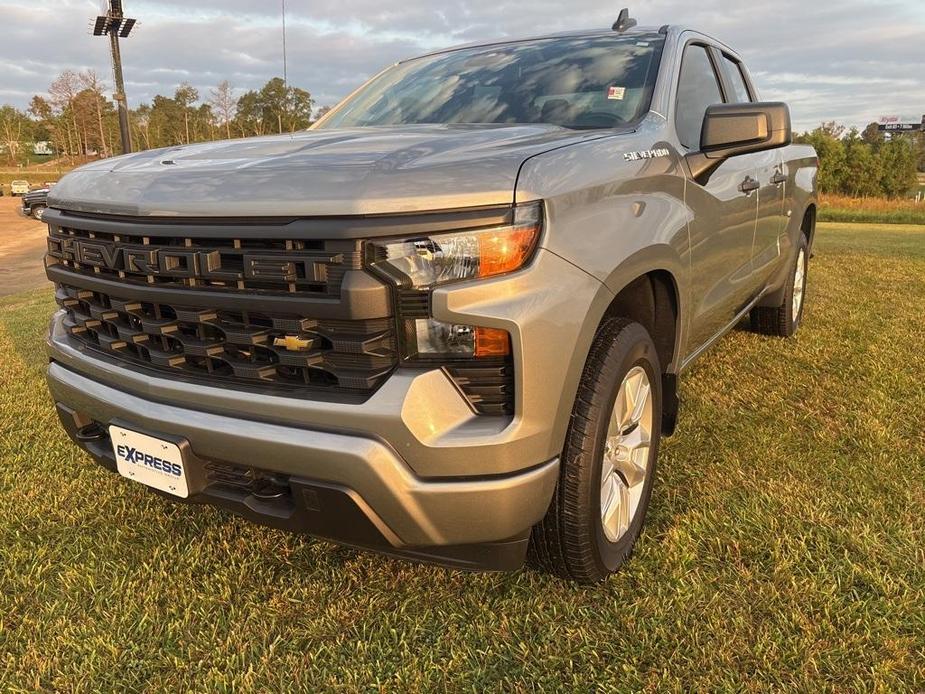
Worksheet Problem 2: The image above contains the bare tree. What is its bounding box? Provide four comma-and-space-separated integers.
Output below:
314, 105, 333, 123
49, 70, 83, 157
29, 95, 62, 155
80, 70, 110, 158
132, 104, 152, 150
0, 106, 26, 164
174, 83, 199, 144
209, 80, 237, 140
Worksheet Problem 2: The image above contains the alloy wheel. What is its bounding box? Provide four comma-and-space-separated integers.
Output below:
792, 248, 806, 317
600, 366, 654, 543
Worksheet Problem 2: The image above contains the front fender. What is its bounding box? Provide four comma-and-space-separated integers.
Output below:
516, 121, 692, 373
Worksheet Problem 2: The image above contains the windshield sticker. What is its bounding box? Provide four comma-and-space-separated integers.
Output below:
607, 86, 626, 100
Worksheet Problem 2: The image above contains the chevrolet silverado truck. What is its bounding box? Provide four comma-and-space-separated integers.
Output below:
43, 14, 817, 583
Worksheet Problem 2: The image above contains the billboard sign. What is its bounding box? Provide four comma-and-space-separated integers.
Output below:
878, 115, 923, 132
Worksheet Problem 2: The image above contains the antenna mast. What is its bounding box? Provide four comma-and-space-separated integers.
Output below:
612, 8, 638, 33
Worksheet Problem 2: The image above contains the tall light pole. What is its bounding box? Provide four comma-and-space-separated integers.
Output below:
282, 0, 289, 89
92, 0, 137, 154
280, 0, 288, 134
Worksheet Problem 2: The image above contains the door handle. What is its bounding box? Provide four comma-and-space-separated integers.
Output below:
739, 176, 760, 194
770, 172, 787, 186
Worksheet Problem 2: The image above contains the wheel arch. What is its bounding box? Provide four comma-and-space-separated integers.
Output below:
757, 201, 817, 309
602, 270, 681, 376
565, 257, 684, 438
802, 203, 817, 251
597, 244, 687, 373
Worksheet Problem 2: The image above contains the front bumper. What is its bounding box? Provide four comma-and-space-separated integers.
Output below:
48, 360, 559, 570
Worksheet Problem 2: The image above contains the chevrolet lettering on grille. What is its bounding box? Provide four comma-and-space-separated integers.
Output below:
47, 235, 343, 284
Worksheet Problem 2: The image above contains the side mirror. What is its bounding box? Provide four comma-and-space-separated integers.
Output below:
686, 102, 792, 181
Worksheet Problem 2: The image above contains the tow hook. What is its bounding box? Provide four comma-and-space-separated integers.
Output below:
75, 422, 108, 443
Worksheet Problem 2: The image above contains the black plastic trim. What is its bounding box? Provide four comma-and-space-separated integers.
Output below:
44, 205, 515, 241
47, 264, 391, 321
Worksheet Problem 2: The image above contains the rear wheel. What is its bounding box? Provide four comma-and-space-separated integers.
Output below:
750, 234, 809, 337
529, 318, 662, 583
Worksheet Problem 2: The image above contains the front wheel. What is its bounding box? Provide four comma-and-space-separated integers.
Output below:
529, 318, 662, 583
31, 205, 46, 221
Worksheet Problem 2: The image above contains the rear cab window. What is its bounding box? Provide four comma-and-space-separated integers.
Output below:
721, 55, 753, 103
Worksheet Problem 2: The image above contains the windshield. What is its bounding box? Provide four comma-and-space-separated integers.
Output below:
317, 34, 665, 131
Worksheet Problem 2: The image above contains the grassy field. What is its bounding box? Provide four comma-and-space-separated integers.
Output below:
818, 193, 925, 225
0, 159, 79, 189
1, 222, 924, 691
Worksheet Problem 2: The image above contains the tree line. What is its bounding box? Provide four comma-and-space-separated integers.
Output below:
1, 72, 923, 200
795, 122, 923, 198
0, 70, 331, 163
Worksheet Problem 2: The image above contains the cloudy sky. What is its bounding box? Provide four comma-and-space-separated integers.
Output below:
1, 0, 923, 131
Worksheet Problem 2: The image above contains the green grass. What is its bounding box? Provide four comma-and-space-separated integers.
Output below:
817, 195, 925, 226
2, 222, 924, 691
817, 207, 925, 225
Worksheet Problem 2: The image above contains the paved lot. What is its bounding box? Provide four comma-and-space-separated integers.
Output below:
0, 196, 48, 296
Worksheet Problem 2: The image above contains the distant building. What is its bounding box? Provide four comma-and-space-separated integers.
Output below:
33, 141, 53, 156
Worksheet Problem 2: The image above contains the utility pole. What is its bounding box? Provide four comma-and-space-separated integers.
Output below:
282, 0, 289, 89
92, 1, 137, 154
280, 0, 288, 134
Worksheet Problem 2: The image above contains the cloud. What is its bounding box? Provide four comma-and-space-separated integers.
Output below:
0, 0, 922, 130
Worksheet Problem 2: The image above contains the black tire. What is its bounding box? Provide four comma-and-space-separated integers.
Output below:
750, 235, 809, 337
31, 205, 46, 221
529, 318, 662, 584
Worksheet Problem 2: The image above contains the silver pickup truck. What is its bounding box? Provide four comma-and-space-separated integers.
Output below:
43, 13, 817, 583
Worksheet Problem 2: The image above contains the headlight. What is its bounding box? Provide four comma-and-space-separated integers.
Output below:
368, 204, 541, 289
367, 204, 542, 363
403, 318, 511, 359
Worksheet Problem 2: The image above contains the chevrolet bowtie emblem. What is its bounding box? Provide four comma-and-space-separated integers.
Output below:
273, 335, 313, 351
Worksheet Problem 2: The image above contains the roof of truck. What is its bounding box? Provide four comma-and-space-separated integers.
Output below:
404, 26, 672, 63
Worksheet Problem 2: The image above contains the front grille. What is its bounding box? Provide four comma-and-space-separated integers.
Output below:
56, 283, 395, 392
45, 207, 519, 411
47, 224, 356, 294
446, 363, 515, 416
47, 211, 397, 395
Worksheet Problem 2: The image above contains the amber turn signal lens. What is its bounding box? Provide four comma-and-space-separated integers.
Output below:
477, 226, 540, 279
474, 327, 511, 357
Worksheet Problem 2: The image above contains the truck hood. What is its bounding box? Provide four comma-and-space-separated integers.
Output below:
48, 124, 616, 217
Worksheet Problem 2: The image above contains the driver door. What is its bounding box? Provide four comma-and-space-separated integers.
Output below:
676, 42, 759, 354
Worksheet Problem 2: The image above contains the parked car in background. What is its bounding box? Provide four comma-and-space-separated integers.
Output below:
22, 187, 50, 220
10, 180, 30, 196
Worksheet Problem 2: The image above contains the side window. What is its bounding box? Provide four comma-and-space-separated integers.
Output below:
722, 55, 752, 103
675, 44, 724, 150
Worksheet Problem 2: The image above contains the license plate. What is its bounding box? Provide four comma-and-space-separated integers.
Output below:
110, 426, 190, 498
